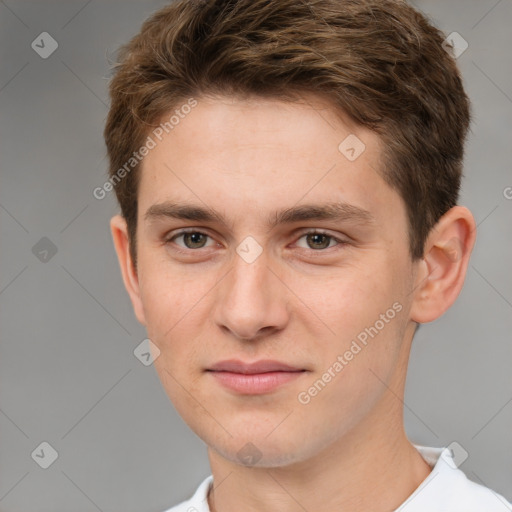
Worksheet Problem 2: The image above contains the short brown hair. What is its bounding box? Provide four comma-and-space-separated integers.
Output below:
104, 0, 471, 269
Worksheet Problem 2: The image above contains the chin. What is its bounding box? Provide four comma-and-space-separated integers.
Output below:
211, 439, 306, 468
203, 422, 320, 468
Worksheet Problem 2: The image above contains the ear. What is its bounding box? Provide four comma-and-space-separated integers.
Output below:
410, 206, 476, 324
110, 215, 146, 326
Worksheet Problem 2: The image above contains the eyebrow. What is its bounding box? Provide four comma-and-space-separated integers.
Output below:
144, 201, 375, 231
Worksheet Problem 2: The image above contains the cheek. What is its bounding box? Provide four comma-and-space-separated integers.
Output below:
296, 305, 406, 438
139, 261, 207, 328
137, 270, 212, 380
308, 260, 407, 371
311, 263, 396, 330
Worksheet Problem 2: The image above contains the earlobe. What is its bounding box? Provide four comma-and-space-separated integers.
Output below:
410, 206, 476, 324
110, 215, 147, 326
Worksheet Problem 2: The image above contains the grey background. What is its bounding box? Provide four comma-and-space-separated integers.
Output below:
0, 0, 511, 510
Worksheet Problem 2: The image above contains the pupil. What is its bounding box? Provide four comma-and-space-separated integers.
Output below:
186, 232, 205, 248
308, 233, 329, 249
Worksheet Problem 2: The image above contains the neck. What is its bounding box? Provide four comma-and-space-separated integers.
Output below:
206, 407, 432, 512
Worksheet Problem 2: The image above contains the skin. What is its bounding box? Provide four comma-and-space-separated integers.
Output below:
111, 94, 476, 512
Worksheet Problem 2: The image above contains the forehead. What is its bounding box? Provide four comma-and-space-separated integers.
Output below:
153, 93, 374, 161
137, 94, 401, 226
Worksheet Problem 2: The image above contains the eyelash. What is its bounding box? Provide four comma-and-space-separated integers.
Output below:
164, 228, 347, 254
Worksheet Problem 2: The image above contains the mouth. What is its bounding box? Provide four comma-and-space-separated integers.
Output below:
206, 359, 308, 394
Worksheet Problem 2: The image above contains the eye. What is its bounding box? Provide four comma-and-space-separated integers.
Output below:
165, 229, 347, 253
166, 230, 215, 250
295, 230, 345, 251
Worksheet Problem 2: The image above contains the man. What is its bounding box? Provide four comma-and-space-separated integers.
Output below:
104, 0, 511, 510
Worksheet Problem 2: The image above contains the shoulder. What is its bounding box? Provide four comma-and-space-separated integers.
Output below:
398, 445, 512, 512
440, 469, 512, 511
161, 475, 213, 512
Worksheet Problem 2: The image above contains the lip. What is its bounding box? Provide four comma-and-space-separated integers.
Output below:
206, 359, 307, 394
207, 359, 304, 374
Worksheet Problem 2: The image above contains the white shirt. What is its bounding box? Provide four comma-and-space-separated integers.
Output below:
163, 445, 512, 511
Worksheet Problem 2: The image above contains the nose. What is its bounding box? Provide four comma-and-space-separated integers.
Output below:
213, 251, 290, 342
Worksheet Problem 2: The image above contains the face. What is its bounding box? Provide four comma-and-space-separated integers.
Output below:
118, 94, 422, 467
